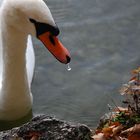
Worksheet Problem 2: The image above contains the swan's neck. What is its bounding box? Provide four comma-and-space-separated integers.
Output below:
0, 22, 33, 121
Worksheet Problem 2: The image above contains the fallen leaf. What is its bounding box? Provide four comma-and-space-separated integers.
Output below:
128, 134, 140, 140
113, 125, 124, 135
121, 124, 140, 136
92, 133, 106, 140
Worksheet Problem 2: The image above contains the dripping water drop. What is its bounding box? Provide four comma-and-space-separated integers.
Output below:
67, 63, 71, 71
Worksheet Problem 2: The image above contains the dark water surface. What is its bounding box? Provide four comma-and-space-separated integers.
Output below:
32, 0, 140, 128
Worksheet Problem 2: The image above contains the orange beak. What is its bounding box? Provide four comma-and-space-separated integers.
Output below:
38, 32, 71, 64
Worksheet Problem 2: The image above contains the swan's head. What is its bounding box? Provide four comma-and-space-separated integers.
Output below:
2, 0, 71, 64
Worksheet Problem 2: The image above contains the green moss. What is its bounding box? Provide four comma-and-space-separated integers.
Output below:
112, 111, 140, 128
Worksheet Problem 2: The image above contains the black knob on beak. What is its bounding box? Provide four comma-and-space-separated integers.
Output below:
66, 55, 71, 64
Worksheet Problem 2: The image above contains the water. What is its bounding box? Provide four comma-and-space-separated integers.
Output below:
32, 0, 140, 127
32, 0, 140, 128
67, 63, 72, 71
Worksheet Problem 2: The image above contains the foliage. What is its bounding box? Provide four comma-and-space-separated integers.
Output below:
92, 67, 140, 140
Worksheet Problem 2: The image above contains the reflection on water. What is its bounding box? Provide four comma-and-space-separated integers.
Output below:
32, 0, 140, 127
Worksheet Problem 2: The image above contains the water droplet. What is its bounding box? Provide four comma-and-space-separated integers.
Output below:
67, 63, 71, 71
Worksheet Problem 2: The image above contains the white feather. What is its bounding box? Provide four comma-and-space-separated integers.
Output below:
0, 0, 55, 120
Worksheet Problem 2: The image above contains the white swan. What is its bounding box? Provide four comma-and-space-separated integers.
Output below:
0, 0, 71, 130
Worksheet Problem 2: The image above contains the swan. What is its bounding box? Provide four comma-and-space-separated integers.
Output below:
0, 0, 71, 130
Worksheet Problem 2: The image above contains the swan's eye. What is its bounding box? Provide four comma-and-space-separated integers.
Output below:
29, 18, 60, 37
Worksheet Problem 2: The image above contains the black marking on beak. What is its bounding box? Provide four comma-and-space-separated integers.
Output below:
49, 35, 55, 46
66, 55, 71, 63
29, 18, 60, 37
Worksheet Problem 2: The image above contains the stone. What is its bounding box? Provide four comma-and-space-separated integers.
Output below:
0, 115, 91, 140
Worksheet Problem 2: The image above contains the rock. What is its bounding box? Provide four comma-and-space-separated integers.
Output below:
0, 115, 91, 140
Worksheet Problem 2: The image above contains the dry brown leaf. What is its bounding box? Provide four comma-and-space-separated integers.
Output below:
113, 125, 124, 135
92, 133, 106, 140
114, 107, 129, 113
128, 134, 140, 140
30, 136, 39, 140
121, 124, 140, 136
113, 136, 123, 140
102, 125, 117, 138
111, 121, 121, 127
